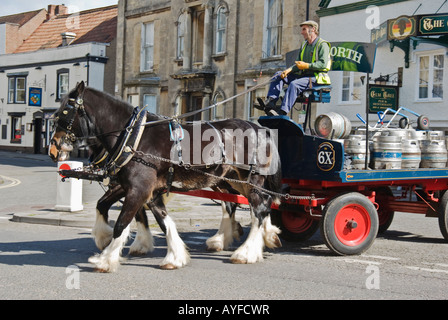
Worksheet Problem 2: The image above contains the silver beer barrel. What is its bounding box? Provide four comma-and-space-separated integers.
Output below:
420, 140, 448, 168
315, 112, 352, 139
372, 135, 402, 170
344, 135, 368, 170
401, 139, 421, 169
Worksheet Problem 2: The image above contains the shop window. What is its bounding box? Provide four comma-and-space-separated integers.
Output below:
417, 53, 444, 101
11, 116, 23, 143
7, 76, 26, 104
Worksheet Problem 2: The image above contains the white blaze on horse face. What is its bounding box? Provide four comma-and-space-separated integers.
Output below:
48, 130, 73, 161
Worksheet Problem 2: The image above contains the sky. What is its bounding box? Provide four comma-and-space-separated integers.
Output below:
1, 0, 119, 16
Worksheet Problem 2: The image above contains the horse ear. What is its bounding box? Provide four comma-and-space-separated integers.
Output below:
76, 81, 85, 95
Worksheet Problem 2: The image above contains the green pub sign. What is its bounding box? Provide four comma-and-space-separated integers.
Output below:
418, 14, 448, 36
368, 85, 399, 113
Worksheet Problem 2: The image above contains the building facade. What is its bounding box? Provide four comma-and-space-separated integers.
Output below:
115, 0, 321, 123
0, 5, 118, 154
318, 0, 448, 130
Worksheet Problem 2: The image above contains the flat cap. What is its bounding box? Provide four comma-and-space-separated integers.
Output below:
300, 20, 319, 31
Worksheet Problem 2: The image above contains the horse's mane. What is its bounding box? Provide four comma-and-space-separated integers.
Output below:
84, 86, 170, 123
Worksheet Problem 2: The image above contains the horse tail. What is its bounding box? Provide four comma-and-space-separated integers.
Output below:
263, 158, 282, 206
260, 128, 281, 206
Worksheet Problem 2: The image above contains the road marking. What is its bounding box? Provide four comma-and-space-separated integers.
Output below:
361, 254, 400, 261
0, 175, 21, 189
340, 258, 382, 265
405, 266, 448, 274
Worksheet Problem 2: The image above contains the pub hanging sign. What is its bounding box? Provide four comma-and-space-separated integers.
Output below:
386, 13, 448, 41
418, 14, 448, 36
368, 85, 399, 113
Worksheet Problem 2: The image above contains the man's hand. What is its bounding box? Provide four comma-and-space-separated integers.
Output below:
281, 67, 292, 79
295, 61, 310, 70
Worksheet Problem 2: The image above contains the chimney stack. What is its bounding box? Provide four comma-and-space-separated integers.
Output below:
47, 4, 69, 20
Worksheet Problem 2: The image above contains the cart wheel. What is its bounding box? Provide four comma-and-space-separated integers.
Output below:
399, 117, 409, 129
437, 191, 448, 241
375, 187, 395, 233
271, 209, 319, 242
320, 192, 379, 255
417, 115, 430, 130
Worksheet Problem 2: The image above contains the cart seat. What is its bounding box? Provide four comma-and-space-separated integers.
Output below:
296, 85, 332, 104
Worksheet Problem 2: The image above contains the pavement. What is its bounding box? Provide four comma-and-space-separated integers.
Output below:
0, 151, 252, 231
9, 195, 252, 231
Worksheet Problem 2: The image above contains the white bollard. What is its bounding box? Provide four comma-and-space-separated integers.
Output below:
55, 161, 84, 212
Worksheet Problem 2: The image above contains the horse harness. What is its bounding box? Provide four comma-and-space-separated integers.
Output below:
54, 92, 312, 202
55, 96, 148, 177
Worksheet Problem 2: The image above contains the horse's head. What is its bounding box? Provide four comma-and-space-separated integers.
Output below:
49, 81, 89, 162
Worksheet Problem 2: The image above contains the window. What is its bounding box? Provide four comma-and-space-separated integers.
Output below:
8, 76, 26, 104
418, 53, 444, 100
215, 6, 227, 54
127, 94, 139, 107
57, 69, 69, 100
212, 91, 226, 120
141, 22, 154, 72
143, 94, 157, 114
193, 10, 205, 64
11, 116, 23, 143
341, 71, 362, 103
177, 14, 186, 60
263, 0, 283, 58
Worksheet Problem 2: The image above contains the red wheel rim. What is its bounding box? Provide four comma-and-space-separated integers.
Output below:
334, 204, 371, 246
282, 211, 314, 234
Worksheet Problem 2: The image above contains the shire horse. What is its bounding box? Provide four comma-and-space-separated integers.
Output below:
49, 81, 282, 272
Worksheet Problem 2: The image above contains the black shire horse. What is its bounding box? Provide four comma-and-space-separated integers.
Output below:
87, 138, 245, 257
49, 81, 282, 272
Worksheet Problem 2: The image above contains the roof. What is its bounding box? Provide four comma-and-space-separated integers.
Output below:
0, 9, 44, 27
15, 5, 117, 53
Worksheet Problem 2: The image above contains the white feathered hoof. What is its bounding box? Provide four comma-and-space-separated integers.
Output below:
88, 254, 122, 273
229, 223, 264, 264
263, 216, 282, 249
88, 226, 130, 273
129, 223, 154, 256
92, 211, 113, 250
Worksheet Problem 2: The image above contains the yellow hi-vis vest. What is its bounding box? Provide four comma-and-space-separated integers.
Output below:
300, 38, 332, 85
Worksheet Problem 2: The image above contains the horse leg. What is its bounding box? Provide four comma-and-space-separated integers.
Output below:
92, 185, 123, 250
129, 206, 154, 256
146, 195, 189, 269
230, 184, 281, 264
89, 190, 146, 273
206, 202, 243, 252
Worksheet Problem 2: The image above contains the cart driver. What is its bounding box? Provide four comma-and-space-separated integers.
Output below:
260, 20, 332, 116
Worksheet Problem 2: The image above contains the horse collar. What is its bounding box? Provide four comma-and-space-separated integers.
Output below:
106, 107, 147, 175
